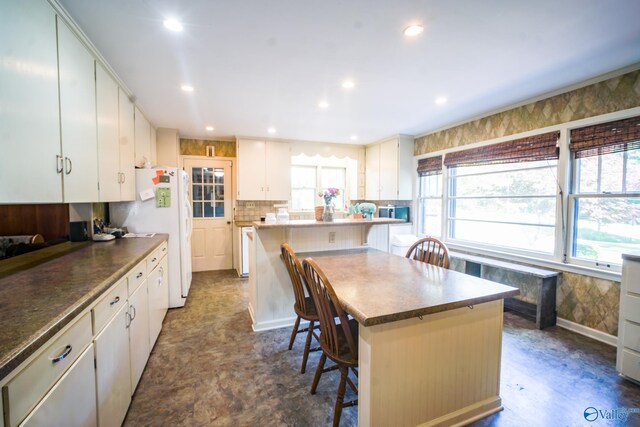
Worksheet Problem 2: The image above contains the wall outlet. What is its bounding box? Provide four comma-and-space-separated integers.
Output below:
329, 232, 336, 243
245, 201, 255, 208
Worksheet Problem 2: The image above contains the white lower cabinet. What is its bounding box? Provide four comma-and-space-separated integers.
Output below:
128, 280, 150, 393
94, 302, 131, 427
0, 241, 168, 427
148, 257, 169, 348
20, 344, 97, 427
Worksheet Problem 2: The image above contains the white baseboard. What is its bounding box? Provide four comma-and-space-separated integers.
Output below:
556, 317, 618, 347
251, 314, 304, 332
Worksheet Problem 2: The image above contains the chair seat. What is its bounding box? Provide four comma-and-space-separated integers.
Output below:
320, 318, 359, 367
295, 296, 319, 320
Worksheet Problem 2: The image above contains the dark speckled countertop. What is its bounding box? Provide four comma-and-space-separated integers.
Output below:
0, 235, 168, 381
300, 248, 520, 326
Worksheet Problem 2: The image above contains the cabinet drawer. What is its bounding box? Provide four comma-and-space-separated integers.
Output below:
620, 348, 640, 382
158, 241, 168, 260
623, 320, 640, 353
146, 249, 160, 272
622, 293, 640, 324
3, 313, 92, 427
624, 260, 640, 295
127, 261, 147, 296
93, 278, 127, 334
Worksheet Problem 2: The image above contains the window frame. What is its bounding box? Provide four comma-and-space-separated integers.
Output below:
566, 147, 640, 271
416, 169, 444, 238
290, 164, 348, 212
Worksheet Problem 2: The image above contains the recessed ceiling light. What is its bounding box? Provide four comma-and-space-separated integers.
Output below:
435, 96, 447, 105
318, 101, 329, 109
205, 126, 214, 131
350, 135, 358, 141
267, 127, 276, 134
403, 25, 424, 37
342, 80, 355, 89
181, 84, 194, 92
163, 19, 183, 32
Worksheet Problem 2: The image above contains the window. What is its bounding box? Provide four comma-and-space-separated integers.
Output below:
291, 166, 316, 210
569, 116, 640, 266
448, 161, 558, 253
291, 165, 347, 210
444, 132, 560, 254
192, 167, 225, 217
417, 156, 443, 237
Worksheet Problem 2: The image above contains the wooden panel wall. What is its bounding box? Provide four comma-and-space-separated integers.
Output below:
0, 204, 69, 241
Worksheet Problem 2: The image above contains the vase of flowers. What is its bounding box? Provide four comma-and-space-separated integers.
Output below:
319, 188, 340, 222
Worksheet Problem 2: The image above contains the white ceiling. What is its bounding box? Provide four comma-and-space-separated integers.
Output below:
58, 0, 640, 144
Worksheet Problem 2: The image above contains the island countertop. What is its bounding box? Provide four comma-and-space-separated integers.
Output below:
300, 248, 520, 326
0, 235, 168, 381
252, 218, 406, 229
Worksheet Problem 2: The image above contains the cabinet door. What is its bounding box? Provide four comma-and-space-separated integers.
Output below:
265, 141, 290, 200
94, 303, 131, 427
237, 139, 266, 200
379, 139, 399, 200
96, 63, 121, 202
119, 88, 136, 200
148, 257, 169, 348
0, 0, 61, 203
365, 144, 380, 200
57, 17, 98, 202
21, 344, 97, 427
134, 107, 151, 167
128, 280, 150, 394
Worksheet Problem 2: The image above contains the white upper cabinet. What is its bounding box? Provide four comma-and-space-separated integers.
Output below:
237, 139, 290, 200
119, 88, 136, 200
97, 64, 136, 201
0, 0, 61, 203
365, 135, 413, 200
134, 107, 152, 167
57, 16, 99, 202
96, 62, 121, 201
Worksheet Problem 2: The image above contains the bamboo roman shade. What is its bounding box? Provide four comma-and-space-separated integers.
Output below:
417, 155, 443, 176
570, 115, 640, 159
443, 131, 560, 167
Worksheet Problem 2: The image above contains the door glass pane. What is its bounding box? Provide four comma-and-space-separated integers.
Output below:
192, 168, 202, 184
214, 168, 224, 184
193, 202, 203, 217
215, 203, 225, 217
204, 202, 214, 217
204, 185, 213, 201
193, 185, 203, 201
215, 186, 224, 201
203, 168, 214, 184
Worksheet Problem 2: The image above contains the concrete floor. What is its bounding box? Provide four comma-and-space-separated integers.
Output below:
123, 270, 640, 427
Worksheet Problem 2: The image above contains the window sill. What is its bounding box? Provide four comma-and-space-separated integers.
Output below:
444, 242, 622, 283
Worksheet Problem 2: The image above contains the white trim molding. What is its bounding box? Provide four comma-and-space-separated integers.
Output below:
556, 317, 617, 347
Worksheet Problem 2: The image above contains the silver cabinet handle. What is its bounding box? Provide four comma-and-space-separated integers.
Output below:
65, 157, 72, 174
162, 247, 167, 252
125, 311, 131, 329
117, 172, 122, 183
129, 305, 137, 321
110, 296, 120, 306
121, 172, 126, 183
51, 345, 72, 364
56, 155, 64, 173
152, 257, 157, 263
136, 272, 143, 279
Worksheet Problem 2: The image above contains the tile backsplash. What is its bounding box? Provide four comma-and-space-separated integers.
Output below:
234, 200, 411, 221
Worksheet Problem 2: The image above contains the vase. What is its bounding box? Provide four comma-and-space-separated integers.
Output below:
322, 205, 334, 222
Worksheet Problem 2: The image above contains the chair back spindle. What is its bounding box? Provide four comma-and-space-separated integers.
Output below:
405, 237, 450, 269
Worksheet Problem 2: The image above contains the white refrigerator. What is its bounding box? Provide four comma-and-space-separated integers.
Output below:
110, 167, 193, 308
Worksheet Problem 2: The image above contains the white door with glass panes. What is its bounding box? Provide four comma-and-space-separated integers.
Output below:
184, 159, 233, 271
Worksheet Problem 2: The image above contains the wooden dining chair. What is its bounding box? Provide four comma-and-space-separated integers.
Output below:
303, 258, 358, 427
280, 243, 321, 374
405, 236, 450, 269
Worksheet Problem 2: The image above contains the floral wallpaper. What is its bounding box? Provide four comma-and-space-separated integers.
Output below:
180, 139, 236, 157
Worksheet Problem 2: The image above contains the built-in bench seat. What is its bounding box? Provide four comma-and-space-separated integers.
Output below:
449, 251, 560, 329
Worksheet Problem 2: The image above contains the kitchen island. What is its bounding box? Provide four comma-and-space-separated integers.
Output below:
303, 248, 519, 427
247, 218, 405, 331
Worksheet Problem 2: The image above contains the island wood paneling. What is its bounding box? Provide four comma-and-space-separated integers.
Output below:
359, 300, 504, 426
0, 204, 69, 241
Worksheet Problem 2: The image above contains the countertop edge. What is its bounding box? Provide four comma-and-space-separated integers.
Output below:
354, 289, 520, 327
0, 235, 168, 381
